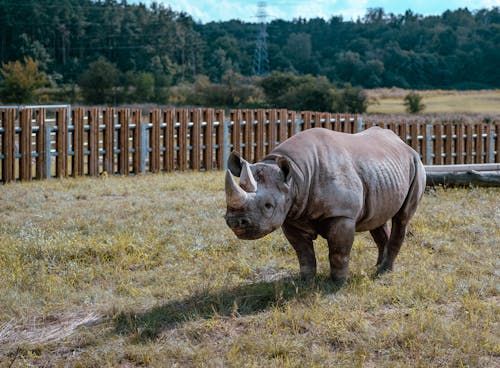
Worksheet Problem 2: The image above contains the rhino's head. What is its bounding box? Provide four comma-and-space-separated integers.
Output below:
224, 151, 292, 240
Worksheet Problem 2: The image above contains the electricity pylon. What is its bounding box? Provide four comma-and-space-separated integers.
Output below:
253, 1, 269, 76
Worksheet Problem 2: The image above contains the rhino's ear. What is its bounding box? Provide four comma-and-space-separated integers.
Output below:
228, 151, 244, 177
277, 156, 292, 183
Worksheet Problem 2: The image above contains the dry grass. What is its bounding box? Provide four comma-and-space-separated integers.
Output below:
367, 89, 500, 114
0, 173, 498, 367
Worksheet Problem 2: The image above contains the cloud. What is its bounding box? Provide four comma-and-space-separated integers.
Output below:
156, 0, 259, 23
338, 0, 369, 20
151, 0, 371, 23
478, 0, 500, 7
137, 0, 499, 24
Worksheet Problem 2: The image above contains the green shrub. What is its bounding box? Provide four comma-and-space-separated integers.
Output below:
79, 58, 120, 105
404, 92, 426, 113
0, 57, 47, 104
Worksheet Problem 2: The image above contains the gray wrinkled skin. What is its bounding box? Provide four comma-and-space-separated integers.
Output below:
225, 127, 426, 284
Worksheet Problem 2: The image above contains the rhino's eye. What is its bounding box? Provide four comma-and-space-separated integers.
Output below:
265, 203, 274, 210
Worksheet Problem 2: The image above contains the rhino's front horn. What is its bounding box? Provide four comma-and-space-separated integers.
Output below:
240, 163, 257, 193
225, 170, 249, 208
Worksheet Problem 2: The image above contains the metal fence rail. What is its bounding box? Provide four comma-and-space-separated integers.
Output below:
0, 106, 498, 183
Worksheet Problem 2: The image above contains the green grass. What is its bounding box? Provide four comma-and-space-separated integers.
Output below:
367, 89, 500, 114
0, 173, 499, 367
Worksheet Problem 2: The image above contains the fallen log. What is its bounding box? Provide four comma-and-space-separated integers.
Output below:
425, 163, 500, 173
425, 170, 500, 187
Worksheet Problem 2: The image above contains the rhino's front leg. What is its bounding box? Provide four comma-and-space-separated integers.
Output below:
282, 222, 317, 282
324, 217, 355, 285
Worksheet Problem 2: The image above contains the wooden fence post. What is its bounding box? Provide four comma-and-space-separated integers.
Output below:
164, 109, 175, 172
55, 108, 68, 178
242, 110, 253, 160
444, 123, 453, 164
289, 111, 298, 136
216, 109, 225, 170
88, 108, 100, 176
72, 107, 85, 177
150, 109, 161, 173
231, 109, 242, 154
19, 109, 32, 181
35, 108, 46, 179
302, 111, 311, 130
2, 109, 16, 182
386, 120, 395, 136
256, 109, 265, 162
192, 108, 201, 171
343, 115, 352, 133
424, 123, 432, 165
364, 118, 374, 130
455, 122, 464, 164
465, 123, 473, 164
118, 109, 130, 175
476, 123, 485, 164
324, 112, 333, 131
131, 109, 141, 175
178, 108, 188, 171
203, 108, 214, 171
332, 114, 341, 132
268, 109, 277, 153
278, 109, 288, 143
103, 108, 115, 175
410, 121, 420, 157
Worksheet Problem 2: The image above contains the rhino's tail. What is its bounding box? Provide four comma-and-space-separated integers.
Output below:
395, 153, 426, 224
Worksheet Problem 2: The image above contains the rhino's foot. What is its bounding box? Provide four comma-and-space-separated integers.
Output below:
330, 275, 347, 287
299, 266, 316, 283
374, 260, 394, 277
330, 267, 348, 286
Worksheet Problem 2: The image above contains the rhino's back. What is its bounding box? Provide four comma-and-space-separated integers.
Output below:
270, 127, 422, 230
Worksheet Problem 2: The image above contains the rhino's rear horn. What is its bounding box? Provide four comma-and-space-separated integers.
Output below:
225, 170, 249, 208
227, 151, 243, 177
240, 163, 257, 193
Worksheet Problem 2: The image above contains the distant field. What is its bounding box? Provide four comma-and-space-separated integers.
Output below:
366, 89, 500, 114
0, 173, 498, 367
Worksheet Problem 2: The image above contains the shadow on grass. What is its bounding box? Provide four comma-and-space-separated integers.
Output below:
114, 274, 342, 341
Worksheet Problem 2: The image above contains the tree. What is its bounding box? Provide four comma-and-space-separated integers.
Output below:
283, 33, 313, 73
127, 71, 155, 102
404, 92, 426, 113
187, 72, 261, 108
18, 33, 52, 72
260, 72, 299, 106
0, 57, 47, 103
280, 75, 335, 111
79, 58, 120, 104
335, 84, 369, 113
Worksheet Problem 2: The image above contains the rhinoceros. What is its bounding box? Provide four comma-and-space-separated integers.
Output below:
224, 127, 426, 284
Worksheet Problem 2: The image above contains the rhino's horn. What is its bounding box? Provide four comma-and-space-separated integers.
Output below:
225, 170, 249, 208
240, 163, 257, 193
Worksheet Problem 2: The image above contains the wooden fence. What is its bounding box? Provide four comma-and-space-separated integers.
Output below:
0, 106, 498, 183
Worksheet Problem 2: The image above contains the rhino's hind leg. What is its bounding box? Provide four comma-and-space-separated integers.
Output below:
370, 223, 390, 267
376, 218, 407, 275
376, 162, 425, 275
282, 223, 317, 282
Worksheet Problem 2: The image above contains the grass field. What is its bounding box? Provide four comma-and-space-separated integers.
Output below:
0, 173, 499, 367
366, 89, 500, 114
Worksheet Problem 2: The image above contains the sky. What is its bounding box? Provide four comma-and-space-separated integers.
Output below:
133, 0, 500, 23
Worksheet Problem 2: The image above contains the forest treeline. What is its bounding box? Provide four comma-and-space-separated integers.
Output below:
0, 0, 499, 109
